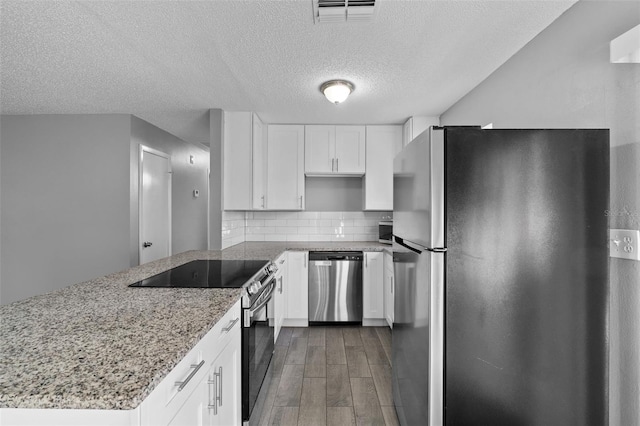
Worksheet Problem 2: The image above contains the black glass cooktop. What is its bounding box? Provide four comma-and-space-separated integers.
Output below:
129, 259, 269, 288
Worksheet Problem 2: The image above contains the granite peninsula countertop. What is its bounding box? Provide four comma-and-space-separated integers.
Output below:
0, 241, 388, 410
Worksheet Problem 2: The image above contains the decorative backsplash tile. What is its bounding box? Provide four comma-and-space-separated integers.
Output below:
222, 210, 392, 248
221, 211, 246, 249
245, 211, 392, 243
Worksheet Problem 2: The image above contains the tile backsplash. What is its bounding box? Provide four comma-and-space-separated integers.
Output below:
222, 211, 392, 248
221, 211, 246, 249
246, 211, 392, 242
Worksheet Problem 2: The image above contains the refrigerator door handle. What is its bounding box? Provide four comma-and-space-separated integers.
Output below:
394, 237, 424, 254
427, 247, 447, 253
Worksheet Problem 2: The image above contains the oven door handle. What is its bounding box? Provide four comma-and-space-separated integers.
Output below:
249, 281, 276, 317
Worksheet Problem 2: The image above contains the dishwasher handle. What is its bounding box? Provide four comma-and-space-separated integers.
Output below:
309, 251, 364, 262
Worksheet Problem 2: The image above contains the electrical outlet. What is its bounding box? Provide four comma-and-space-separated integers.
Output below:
609, 229, 640, 261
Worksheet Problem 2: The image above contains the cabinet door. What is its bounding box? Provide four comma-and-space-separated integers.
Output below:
384, 252, 394, 328
223, 111, 253, 210
266, 125, 305, 210
364, 125, 402, 211
252, 113, 267, 210
402, 118, 413, 148
286, 251, 308, 322
363, 252, 384, 319
335, 125, 365, 174
207, 333, 241, 426
168, 380, 205, 426
274, 253, 287, 342
305, 125, 335, 175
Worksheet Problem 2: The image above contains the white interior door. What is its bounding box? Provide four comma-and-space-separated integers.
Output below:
140, 146, 171, 265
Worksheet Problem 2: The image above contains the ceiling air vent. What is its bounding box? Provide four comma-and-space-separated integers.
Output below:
314, 0, 378, 24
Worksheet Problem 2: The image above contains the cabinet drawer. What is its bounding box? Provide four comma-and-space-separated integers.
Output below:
200, 300, 242, 360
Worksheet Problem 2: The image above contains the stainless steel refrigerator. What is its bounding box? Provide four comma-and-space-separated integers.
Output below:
392, 127, 609, 426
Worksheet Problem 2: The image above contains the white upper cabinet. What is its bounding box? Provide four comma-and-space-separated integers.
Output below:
304, 125, 365, 176
252, 114, 267, 210
364, 125, 402, 211
305, 125, 335, 174
223, 111, 253, 210
266, 125, 305, 210
335, 125, 366, 174
223, 112, 266, 211
402, 116, 440, 148
402, 118, 413, 148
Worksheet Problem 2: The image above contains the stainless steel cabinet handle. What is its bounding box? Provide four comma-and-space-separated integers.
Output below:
143, 241, 153, 248
278, 276, 283, 293
365, 253, 368, 267
222, 317, 239, 333
331, 158, 334, 172
391, 276, 394, 294
304, 255, 306, 268
336, 158, 339, 172
261, 195, 265, 208
207, 375, 217, 414
215, 366, 223, 406
299, 195, 303, 209
175, 360, 205, 391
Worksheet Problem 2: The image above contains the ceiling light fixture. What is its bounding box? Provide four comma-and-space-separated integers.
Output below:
320, 80, 354, 104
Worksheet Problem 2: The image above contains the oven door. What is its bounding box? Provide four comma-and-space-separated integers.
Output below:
242, 278, 276, 421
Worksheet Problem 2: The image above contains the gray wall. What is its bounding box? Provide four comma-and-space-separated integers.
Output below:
439, 2, 639, 425
129, 116, 209, 265
0, 115, 131, 305
209, 109, 223, 250
305, 177, 363, 211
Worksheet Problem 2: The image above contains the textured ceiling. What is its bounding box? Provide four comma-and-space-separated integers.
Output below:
0, 0, 576, 146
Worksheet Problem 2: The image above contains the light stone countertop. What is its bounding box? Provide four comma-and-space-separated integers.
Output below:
0, 241, 389, 410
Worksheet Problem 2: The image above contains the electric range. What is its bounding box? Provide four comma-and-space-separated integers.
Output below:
129, 258, 278, 424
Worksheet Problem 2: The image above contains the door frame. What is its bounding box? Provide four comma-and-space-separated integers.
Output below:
138, 145, 172, 264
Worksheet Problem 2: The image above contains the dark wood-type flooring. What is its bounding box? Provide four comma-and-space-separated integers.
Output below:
254, 326, 400, 426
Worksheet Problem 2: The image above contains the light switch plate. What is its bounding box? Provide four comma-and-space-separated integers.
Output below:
609, 229, 640, 260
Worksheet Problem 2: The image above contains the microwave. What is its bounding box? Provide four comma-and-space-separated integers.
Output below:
378, 221, 393, 245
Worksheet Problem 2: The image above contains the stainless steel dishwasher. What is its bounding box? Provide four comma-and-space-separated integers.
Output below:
308, 252, 363, 323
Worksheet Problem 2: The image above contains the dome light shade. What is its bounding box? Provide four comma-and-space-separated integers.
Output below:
320, 80, 354, 104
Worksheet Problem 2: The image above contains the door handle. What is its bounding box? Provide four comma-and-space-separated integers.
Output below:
207, 374, 217, 414
143, 242, 153, 248
175, 360, 205, 391
215, 366, 223, 407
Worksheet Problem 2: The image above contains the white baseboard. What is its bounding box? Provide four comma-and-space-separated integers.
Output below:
362, 318, 387, 327
282, 319, 309, 327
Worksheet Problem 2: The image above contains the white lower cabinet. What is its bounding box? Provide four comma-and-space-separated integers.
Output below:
169, 331, 240, 426
143, 300, 242, 426
207, 331, 241, 426
383, 251, 394, 328
1, 301, 242, 426
283, 251, 308, 327
273, 252, 287, 342
363, 252, 385, 326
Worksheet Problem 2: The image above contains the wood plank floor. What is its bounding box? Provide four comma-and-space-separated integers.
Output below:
254, 326, 399, 426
